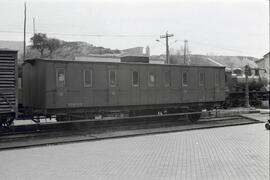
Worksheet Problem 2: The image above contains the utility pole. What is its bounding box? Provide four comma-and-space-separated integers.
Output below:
33, 17, 36, 35
23, 2, 26, 61
268, 0, 270, 108
244, 65, 250, 108
160, 31, 174, 64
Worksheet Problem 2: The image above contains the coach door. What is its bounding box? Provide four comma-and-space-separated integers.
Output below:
108, 67, 118, 106
55, 67, 67, 107
198, 71, 206, 102
214, 71, 220, 101
181, 71, 189, 102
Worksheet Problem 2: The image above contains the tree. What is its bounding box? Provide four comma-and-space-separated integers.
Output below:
46, 38, 60, 58
169, 48, 183, 64
30, 33, 48, 57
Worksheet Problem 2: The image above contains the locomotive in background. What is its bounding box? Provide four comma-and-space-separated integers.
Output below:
224, 67, 268, 107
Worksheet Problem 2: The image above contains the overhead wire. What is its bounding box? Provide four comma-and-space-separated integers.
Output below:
0, 30, 158, 37
0, 29, 263, 55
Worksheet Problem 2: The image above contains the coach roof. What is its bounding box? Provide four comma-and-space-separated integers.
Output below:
23, 58, 225, 68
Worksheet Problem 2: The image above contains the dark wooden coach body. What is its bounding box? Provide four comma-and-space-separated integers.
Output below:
23, 58, 225, 119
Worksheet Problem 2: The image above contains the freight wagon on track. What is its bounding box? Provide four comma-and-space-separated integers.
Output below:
0, 49, 18, 126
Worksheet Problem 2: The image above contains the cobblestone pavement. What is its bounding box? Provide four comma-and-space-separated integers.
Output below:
0, 123, 269, 180
241, 112, 269, 123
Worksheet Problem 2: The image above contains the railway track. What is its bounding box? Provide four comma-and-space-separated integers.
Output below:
0, 114, 262, 150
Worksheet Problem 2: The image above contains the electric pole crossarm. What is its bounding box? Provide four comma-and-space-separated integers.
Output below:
159, 31, 174, 64
160, 34, 174, 38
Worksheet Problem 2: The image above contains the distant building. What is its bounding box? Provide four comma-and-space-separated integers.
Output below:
121, 55, 149, 63
145, 46, 150, 56
121, 47, 144, 56
75, 54, 121, 62
121, 46, 150, 57
76, 46, 151, 63
75, 53, 150, 63
149, 55, 165, 64
256, 52, 269, 88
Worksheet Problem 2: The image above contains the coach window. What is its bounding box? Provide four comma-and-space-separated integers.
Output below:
164, 71, 171, 87
84, 69, 92, 87
199, 72, 205, 86
148, 72, 155, 87
109, 70, 116, 87
215, 72, 219, 86
56, 68, 65, 87
182, 72, 188, 86
132, 71, 139, 87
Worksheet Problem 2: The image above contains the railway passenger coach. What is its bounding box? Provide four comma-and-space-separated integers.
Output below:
22, 58, 225, 121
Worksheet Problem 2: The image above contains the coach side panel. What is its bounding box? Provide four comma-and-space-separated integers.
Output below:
44, 62, 225, 110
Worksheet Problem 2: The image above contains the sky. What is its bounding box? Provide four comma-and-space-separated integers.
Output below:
0, 0, 269, 58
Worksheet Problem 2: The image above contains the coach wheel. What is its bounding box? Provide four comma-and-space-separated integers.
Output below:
265, 123, 270, 130
7, 117, 15, 126
56, 115, 66, 122
1, 117, 14, 127
188, 112, 201, 123
129, 110, 136, 117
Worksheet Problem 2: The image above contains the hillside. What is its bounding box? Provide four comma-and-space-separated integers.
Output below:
169, 54, 258, 68
26, 41, 121, 60
0, 40, 24, 55
199, 55, 258, 68
0, 39, 259, 69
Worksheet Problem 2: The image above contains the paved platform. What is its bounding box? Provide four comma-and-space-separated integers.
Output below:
0, 123, 269, 180
0, 116, 259, 150
241, 114, 269, 123
240, 111, 269, 123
